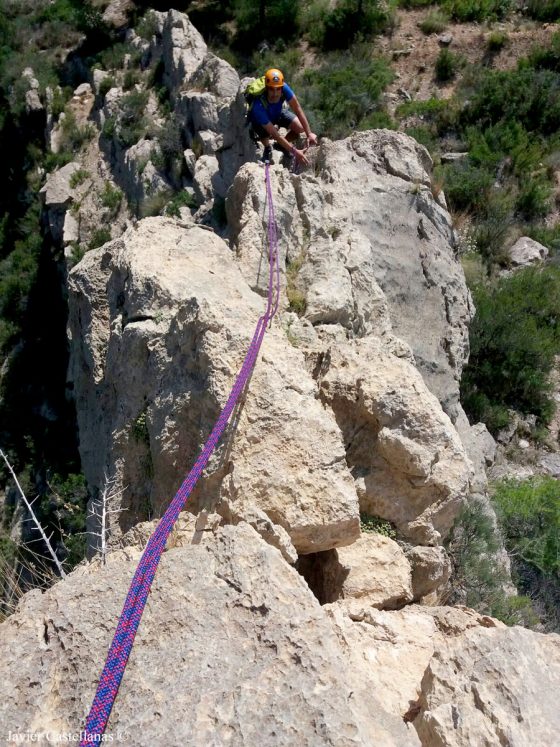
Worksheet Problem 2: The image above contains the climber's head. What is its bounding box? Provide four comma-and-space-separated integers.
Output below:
265, 68, 284, 103
265, 68, 284, 88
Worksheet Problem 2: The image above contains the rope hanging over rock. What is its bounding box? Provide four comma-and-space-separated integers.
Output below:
80, 163, 280, 744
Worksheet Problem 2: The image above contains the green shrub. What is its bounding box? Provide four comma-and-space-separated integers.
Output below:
527, 223, 560, 254
461, 266, 560, 430
123, 69, 140, 91
135, 9, 159, 40
461, 67, 560, 137
51, 86, 71, 118
525, 0, 560, 21
435, 48, 463, 82
96, 42, 139, 72
320, 0, 392, 50
420, 10, 449, 34
117, 89, 149, 147
398, 0, 435, 6
137, 190, 172, 218
439, 161, 493, 213
58, 110, 95, 152
445, 0, 512, 22
0, 201, 42, 352
69, 168, 89, 188
165, 190, 197, 217
88, 228, 111, 249
468, 192, 514, 267
360, 512, 397, 539
493, 477, 560, 576
493, 476, 560, 631
41, 472, 88, 568
487, 30, 508, 52
300, 49, 394, 138
98, 76, 116, 98
156, 115, 184, 169
404, 126, 439, 154
516, 178, 552, 221
233, 0, 300, 46
445, 500, 537, 625
100, 182, 122, 215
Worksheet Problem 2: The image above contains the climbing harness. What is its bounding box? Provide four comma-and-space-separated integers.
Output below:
79, 163, 280, 745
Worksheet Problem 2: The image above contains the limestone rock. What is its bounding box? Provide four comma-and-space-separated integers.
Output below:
193, 154, 220, 203
40, 162, 83, 244
203, 53, 240, 99
161, 10, 207, 95
67, 218, 360, 554
319, 337, 471, 545
0, 523, 414, 747
23, 67, 42, 114
326, 603, 504, 731
227, 131, 474, 419
414, 623, 560, 746
299, 533, 413, 608
405, 545, 451, 601
101, 0, 134, 28
40, 162, 82, 207
509, 236, 549, 267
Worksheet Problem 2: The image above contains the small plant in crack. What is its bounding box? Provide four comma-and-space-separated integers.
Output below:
360, 512, 397, 539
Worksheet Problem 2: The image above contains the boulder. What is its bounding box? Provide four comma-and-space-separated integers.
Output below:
39, 162, 83, 244
102, 0, 134, 29
405, 545, 451, 601
193, 154, 219, 203
326, 604, 505, 728
0, 521, 415, 747
22, 67, 43, 114
161, 10, 207, 95
227, 131, 474, 420
67, 218, 360, 554
509, 236, 549, 267
298, 533, 413, 608
414, 622, 560, 746
319, 337, 471, 545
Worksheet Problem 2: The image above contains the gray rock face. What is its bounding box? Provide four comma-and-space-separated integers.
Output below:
414, 623, 560, 746
67, 218, 360, 554
227, 131, 474, 420
39, 162, 83, 244
509, 236, 549, 267
319, 338, 471, 545
0, 521, 414, 747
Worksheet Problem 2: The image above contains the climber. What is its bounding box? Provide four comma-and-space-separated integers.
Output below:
247, 68, 318, 167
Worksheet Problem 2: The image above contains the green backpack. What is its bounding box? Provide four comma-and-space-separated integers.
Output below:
244, 76, 267, 112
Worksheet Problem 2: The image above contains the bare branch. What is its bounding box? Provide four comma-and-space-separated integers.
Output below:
0, 449, 66, 579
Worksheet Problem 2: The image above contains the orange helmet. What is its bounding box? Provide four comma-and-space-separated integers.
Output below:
264, 68, 284, 88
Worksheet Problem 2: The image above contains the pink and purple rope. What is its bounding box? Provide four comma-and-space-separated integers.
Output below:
80, 163, 280, 744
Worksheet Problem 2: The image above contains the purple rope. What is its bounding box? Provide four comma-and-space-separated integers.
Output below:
80, 163, 280, 744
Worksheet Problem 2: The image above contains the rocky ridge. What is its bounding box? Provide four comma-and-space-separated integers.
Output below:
5, 7, 559, 746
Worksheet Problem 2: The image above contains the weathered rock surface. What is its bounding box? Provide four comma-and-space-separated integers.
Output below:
0, 521, 414, 747
405, 545, 451, 601
298, 533, 413, 608
67, 217, 360, 554
319, 338, 471, 545
330, 604, 503, 718
509, 236, 549, 267
327, 601, 560, 747
227, 131, 474, 420
414, 621, 560, 746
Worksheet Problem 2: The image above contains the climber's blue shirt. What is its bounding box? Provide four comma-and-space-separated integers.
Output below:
250, 83, 295, 126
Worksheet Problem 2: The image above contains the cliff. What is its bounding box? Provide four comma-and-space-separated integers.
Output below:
1, 8, 559, 746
